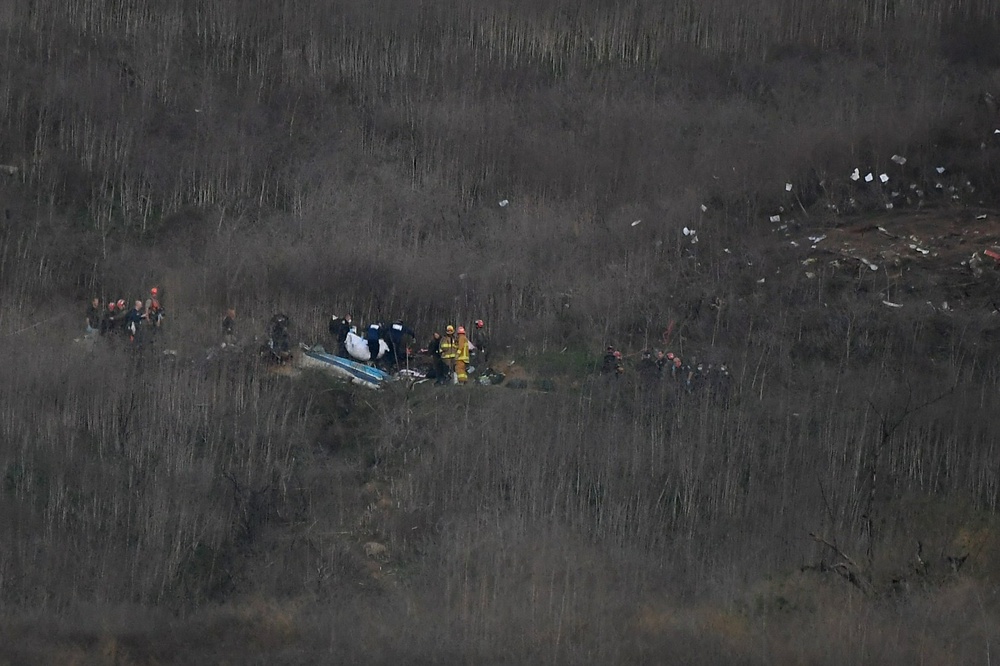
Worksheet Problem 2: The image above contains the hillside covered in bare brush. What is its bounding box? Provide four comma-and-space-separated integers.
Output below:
3, 1, 1000, 663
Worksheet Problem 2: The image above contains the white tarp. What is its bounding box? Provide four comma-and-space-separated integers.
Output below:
345, 331, 388, 362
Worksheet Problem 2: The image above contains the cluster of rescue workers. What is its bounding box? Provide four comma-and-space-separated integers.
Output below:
602, 345, 733, 395
264, 312, 499, 385
84, 287, 165, 345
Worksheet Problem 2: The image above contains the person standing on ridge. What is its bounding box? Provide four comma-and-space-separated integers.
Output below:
471, 319, 489, 368
85, 297, 101, 337
222, 308, 237, 348
440, 324, 458, 382
427, 331, 447, 383
145, 287, 164, 330
365, 320, 383, 365
124, 299, 146, 345
329, 314, 352, 357
455, 325, 470, 384
387, 319, 417, 368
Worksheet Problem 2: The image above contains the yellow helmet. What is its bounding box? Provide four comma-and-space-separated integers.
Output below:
446, 324, 455, 334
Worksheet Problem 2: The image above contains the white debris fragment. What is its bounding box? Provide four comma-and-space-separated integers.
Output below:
785, 182, 793, 192
891, 155, 907, 165
499, 199, 509, 207
757, 278, 766, 284
805, 272, 816, 279
683, 227, 692, 236
908, 244, 930, 255
808, 234, 826, 244
936, 166, 945, 174
995, 129, 1000, 134
850, 168, 860, 181
879, 173, 889, 183
865, 173, 874, 183
942, 302, 949, 311
882, 300, 904, 308
700, 204, 708, 212
723, 248, 731, 253
886, 203, 894, 210
769, 215, 781, 223
790, 240, 799, 247
631, 219, 642, 227
977, 214, 988, 220
860, 257, 879, 271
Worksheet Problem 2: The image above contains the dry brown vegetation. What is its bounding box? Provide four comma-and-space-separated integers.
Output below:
3, 0, 1000, 663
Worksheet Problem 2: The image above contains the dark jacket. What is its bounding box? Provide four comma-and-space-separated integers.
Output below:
86, 303, 101, 329
388, 321, 416, 346
329, 317, 351, 343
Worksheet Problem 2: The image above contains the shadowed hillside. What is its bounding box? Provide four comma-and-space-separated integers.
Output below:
2, 1, 1000, 663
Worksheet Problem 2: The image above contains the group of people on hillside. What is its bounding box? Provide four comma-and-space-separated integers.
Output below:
328, 314, 489, 384
85, 287, 165, 345
424, 320, 489, 385
602, 345, 732, 396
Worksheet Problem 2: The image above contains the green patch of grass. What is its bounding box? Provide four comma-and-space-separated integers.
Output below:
521, 347, 599, 378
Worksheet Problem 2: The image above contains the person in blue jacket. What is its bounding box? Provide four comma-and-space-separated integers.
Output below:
386, 320, 417, 367
366, 321, 383, 364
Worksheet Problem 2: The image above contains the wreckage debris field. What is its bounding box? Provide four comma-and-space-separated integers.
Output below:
793, 207, 1000, 307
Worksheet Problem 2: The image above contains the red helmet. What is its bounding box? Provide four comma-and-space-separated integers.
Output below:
474, 319, 484, 329
150, 287, 158, 295
457, 326, 466, 335
108, 303, 116, 311
117, 299, 125, 309
613, 351, 622, 359
666, 353, 675, 360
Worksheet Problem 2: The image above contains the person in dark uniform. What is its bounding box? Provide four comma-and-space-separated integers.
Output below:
387, 319, 417, 367
328, 314, 352, 357
427, 331, 447, 384
222, 308, 237, 348
85, 297, 102, 337
365, 321, 383, 365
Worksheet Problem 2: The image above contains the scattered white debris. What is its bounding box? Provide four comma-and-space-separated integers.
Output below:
882, 300, 904, 308
790, 240, 799, 247
769, 214, 781, 223
865, 172, 874, 183
908, 244, 930, 255
757, 278, 766, 283
879, 173, 889, 183
977, 213, 988, 220
631, 219, 641, 227
891, 155, 907, 165
808, 234, 826, 244
785, 182, 793, 192
499, 199, 509, 207
936, 166, 946, 174
860, 257, 879, 271
850, 168, 860, 181
885, 203, 894, 210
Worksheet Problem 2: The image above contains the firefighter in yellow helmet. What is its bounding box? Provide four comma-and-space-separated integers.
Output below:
440, 324, 458, 383
455, 325, 470, 384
